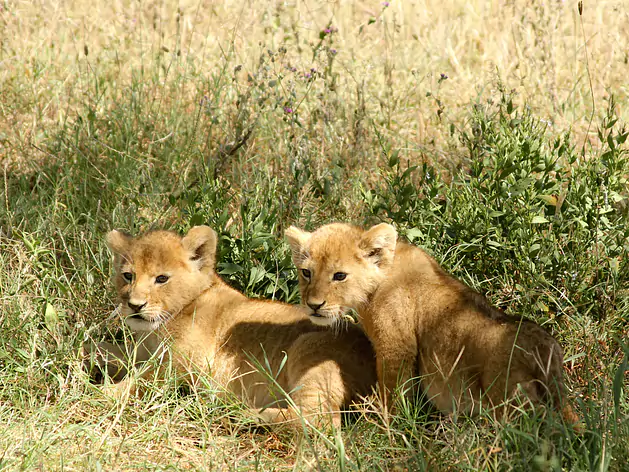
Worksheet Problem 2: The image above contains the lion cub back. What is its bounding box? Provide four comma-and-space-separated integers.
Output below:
175, 290, 376, 406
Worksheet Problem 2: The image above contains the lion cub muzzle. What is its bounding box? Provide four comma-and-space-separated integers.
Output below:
122, 296, 153, 326
127, 300, 147, 313
306, 300, 325, 315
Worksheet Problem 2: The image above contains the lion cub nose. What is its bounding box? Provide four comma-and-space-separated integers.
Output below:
307, 301, 325, 312
128, 301, 147, 313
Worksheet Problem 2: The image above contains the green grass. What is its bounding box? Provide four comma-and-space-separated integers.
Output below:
1, 1, 628, 470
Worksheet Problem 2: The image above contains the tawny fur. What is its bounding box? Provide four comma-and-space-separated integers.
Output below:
285, 223, 578, 423
85, 226, 376, 428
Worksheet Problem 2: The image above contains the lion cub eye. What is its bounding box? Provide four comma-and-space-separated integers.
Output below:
155, 275, 169, 284
301, 269, 311, 279
333, 272, 347, 281
122, 272, 133, 282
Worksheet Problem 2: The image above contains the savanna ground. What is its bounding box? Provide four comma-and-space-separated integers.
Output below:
1, 0, 628, 470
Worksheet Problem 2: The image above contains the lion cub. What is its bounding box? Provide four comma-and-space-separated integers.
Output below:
86, 226, 376, 428
285, 223, 577, 422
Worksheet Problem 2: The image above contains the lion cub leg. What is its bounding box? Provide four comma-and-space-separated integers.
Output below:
83, 340, 142, 400
256, 370, 343, 430
375, 343, 418, 413
416, 351, 483, 415
83, 333, 163, 389
257, 401, 340, 430
83, 340, 130, 382
258, 335, 348, 430
285, 364, 344, 429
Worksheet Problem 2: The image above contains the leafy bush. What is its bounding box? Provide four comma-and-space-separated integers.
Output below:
365, 94, 628, 325
174, 173, 300, 302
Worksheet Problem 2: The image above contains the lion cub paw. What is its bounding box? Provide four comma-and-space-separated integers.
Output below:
99, 378, 137, 402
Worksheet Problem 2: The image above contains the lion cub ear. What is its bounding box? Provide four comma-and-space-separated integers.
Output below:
106, 230, 132, 255
182, 225, 218, 272
285, 226, 312, 265
106, 230, 133, 268
359, 223, 397, 267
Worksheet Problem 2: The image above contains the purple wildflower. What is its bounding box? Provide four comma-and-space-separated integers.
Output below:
284, 107, 293, 114
382, 1, 390, 6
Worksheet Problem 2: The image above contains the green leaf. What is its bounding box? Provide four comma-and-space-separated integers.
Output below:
189, 213, 205, 226
44, 302, 59, 330
506, 99, 514, 114
388, 149, 400, 168
531, 215, 549, 224
248, 266, 266, 286
405, 227, 423, 242
15, 348, 29, 361
610, 257, 619, 276
607, 133, 616, 151
613, 351, 628, 420
605, 117, 618, 129
251, 234, 272, 250
218, 262, 243, 275
537, 195, 558, 206
536, 301, 549, 312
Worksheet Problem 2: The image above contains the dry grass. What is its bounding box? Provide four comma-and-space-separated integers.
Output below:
2, 1, 628, 169
1, 1, 628, 470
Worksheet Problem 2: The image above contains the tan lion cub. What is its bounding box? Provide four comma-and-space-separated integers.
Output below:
86, 226, 376, 428
285, 223, 578, 423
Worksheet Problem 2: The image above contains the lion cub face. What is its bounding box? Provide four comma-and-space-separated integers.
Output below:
285, 223, 398, 326
106, 226, 217, 331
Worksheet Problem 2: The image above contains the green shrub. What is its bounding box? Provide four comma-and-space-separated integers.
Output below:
174, 173, 300, 302
365, 94, 628, 325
